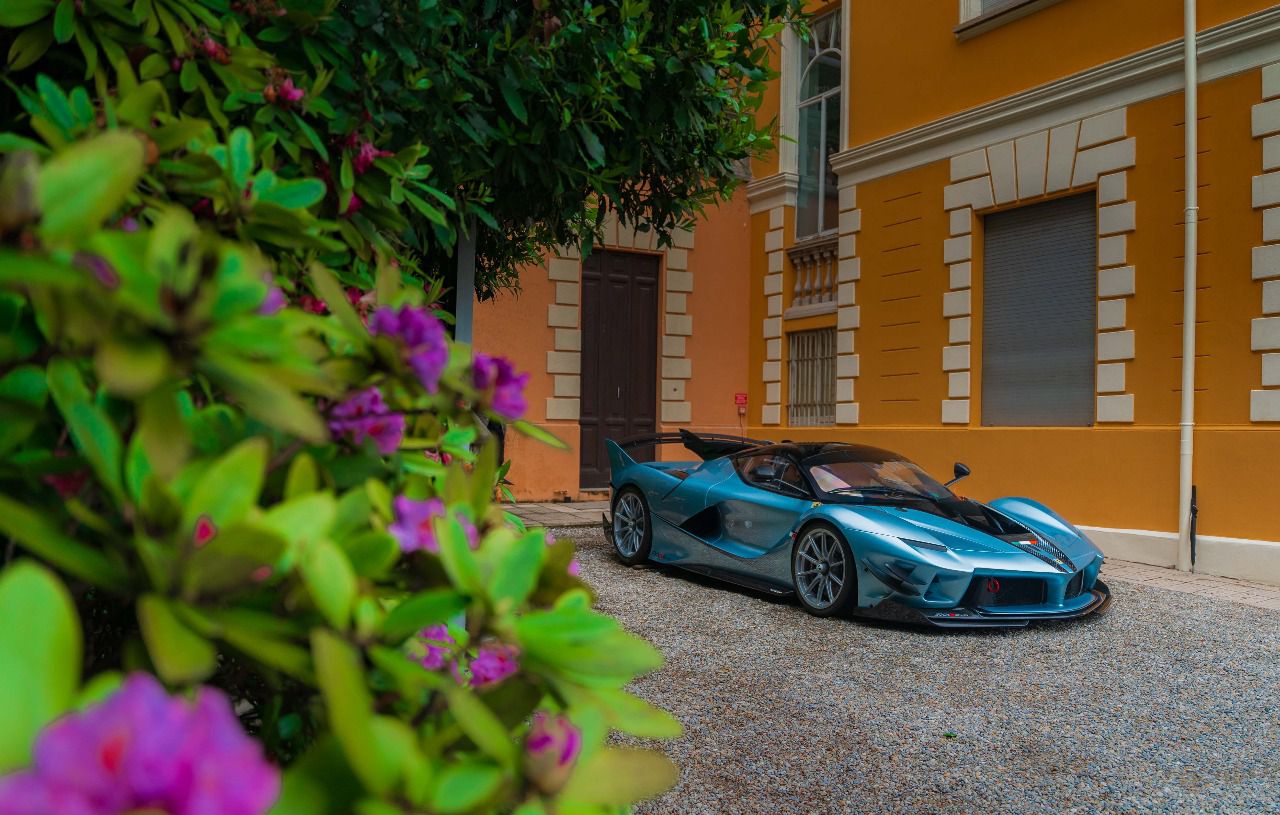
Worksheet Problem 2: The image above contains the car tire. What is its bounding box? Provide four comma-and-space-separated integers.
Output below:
610, 486, 653, 566
791, 522, 856, 617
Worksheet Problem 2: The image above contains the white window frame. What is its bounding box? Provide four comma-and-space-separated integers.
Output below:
779, 3, 847, 211
792, 9, 844, 241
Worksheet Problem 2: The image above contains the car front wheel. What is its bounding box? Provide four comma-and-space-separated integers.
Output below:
791, 523, 856, 617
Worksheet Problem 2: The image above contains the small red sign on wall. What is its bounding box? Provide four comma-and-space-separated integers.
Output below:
734, 392, 748, 406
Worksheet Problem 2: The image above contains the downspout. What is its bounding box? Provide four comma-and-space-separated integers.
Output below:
1176, 0, 1199, 573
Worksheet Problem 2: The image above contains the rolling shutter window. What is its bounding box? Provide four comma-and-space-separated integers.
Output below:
981, 193, 1097, 426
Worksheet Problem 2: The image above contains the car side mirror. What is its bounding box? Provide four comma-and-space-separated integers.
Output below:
945, 462, 971, 488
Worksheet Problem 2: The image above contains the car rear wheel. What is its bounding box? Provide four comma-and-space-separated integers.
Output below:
791, 523, 855, 617
610, 487, 652, 566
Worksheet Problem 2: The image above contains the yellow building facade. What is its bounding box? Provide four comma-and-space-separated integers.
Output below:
744, 0, 1280, 582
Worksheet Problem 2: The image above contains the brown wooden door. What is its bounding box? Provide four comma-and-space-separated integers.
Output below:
579, 250, 659, 489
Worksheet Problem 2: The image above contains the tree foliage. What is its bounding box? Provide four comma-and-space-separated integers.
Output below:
0, 0, 802, 812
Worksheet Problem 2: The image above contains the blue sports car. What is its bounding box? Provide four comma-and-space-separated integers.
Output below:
602, 430, 1111, 628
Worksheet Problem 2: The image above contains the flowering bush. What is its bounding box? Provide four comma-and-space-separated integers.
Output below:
0, 0, 801, 811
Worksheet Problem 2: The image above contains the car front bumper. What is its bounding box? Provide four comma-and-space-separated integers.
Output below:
862, 579, 1113, 629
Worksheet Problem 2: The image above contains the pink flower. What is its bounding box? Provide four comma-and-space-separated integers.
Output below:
370, 305, 449, 393
258, 282, 286, 315
388, 497, 477, 554
278, 77, 304, 102
568, 559, 581, 577
469, 643, 519, 688
299, 294, 326, 314
328, 387, 404, 455
343, 193, 362, 217
74, 253, 119, 290
524, 712, 582, 794
352, 139, 393, 175
472, 353, 529, 420
0, 673, 279, 815
415, 624, 456, 671
388, 496, 445, 553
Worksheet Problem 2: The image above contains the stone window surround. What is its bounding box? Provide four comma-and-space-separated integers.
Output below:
941, 106, 1137, 426
758, 186, 862, 428
1250, 61, 1280, 422
543, 212, 696, 426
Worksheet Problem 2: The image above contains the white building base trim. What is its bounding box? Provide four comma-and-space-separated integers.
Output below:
1080, 525, 1280, 586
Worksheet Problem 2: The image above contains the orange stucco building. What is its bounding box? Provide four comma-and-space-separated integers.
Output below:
475, 0, 1280, 584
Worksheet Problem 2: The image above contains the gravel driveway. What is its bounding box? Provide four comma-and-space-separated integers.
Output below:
555, 526, 1280, 815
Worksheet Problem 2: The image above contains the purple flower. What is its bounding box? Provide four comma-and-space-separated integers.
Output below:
73, 253, 119, 290
388, 497, 478, 554
416, 624, 456, 671
0, 673, 279, 815
472, 353, 529, 420
370, 305, 449, 394
329, 387, 404, 455
278, 77, 305, 102
258, 283, 286, 315
469, 643, 519, 688
524, 712, 582, 794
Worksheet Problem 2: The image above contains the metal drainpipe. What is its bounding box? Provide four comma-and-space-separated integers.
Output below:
1176, 0, 1199, 573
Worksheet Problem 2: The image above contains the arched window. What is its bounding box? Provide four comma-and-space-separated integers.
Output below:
796, 12, 842, 239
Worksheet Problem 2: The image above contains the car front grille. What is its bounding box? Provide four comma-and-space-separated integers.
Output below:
1065, 570, 1085, 599
963, 576, 1047, 608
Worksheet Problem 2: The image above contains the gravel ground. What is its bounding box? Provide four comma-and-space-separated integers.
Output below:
552, 526, 1280, 815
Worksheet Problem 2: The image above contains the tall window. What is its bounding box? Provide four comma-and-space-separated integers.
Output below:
795, 12, 841, 240
982, 194, 1097, 426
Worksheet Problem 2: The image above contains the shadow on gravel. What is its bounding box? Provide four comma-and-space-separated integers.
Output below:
628, 559, 1098, 638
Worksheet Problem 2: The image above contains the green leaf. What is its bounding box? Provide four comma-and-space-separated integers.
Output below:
260, 491, 335, 551
47, 357, 125, 504
51, 0, 73, 43
271, 738, 364, 815
313, 629, 396, 794
37, 130, 143, 243
137, 386, 189, 480
137, 595, 217, 684
431, 762, 503, 814
434, 514, 483, 595
183, 522, 285, 598
577, 122, 605, 165
256, 178, 326, 209
443, 685, 517, 769
300, 540, 356, 629
498, 70, 528, 124
7, 23, 54, 70
488, 530, 544, 609
559, 747, 678, 806
0, 0, 54, 26
336, 530, 399, 578
380, 589, 468, 642
181, 436, 268, 535
94, 338, 170, 397
229, 126, 254, 190
511, 420, 569, 450
0, 365, 47, 456
308, 263, 365, 339
291, 113, 329, 161
0, 562, 80, 773
217, 612, 313, 683
284, 452, 319, 499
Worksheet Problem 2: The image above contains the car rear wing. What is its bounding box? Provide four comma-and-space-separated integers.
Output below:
614, 429, 768, 462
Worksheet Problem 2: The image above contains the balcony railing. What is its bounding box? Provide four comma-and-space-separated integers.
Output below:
785, 235, 839, 319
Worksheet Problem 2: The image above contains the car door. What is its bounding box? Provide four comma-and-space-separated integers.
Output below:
708, 453, 812, 559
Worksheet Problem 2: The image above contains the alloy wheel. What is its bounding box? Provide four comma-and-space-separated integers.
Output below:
613, 492, 646, 557
795, 528, 847, 610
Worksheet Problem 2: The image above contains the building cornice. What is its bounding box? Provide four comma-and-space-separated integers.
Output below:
745, 171, 798, 214
829, 6, 1280, 186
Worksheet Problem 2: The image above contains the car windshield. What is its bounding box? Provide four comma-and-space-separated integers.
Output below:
808, 455, 952, 500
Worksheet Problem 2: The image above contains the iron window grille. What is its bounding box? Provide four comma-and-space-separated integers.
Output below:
787, 328, 836, 427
